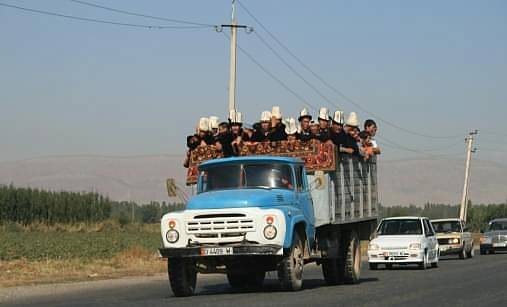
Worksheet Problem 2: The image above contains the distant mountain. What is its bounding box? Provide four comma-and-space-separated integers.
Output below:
1, 155, 505, 206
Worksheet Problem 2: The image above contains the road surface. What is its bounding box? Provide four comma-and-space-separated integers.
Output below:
2, 253, 506, 307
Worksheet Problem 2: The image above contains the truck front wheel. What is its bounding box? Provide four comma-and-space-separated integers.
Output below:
278, 231, 304, 291
168, 258, 197, 297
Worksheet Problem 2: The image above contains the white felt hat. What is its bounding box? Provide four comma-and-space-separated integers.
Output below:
284, 117, 298, 135
318, 107, 329, 121
260, 111, 271, 122
346, 112, 359, 127
271, 106, 282, 119
208, 116, 219, 129
298, 108, 312, 121
229, 110, 243, 124
332, 111, 345, 125
198, 117, 210, 132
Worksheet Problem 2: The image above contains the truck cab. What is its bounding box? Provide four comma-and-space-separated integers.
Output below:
160, 156, 315, 296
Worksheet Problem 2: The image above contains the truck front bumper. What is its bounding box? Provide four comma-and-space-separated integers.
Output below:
159, 244, 283, 258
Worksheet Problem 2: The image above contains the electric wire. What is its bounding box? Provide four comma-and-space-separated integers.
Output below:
0, 2, 209, 29
237, 0, 462, 140
68, 0, 216, 28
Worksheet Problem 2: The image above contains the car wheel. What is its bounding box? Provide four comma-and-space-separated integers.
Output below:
385, 263, 393, 270
480, 249, 486, 255
459, 246, 467, 259
431, 250, 439, 268
369, 263, 378, 270
466, 245, 474, 258
418, 251, 428, 270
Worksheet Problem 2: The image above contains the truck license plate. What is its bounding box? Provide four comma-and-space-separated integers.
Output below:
200, 247, 234, 256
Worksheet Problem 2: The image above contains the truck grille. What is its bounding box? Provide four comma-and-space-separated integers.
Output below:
186, 213, 255, 243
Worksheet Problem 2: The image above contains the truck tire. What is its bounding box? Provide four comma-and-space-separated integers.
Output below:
168, 258, 197, 297
278, 231, 304, 291
342, 231, 361, 284
227, 270, 265, 290
322, 258, 340, 285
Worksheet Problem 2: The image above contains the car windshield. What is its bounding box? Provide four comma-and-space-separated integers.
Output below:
200, 163, 294, 193
377, 219, 423, 235
432, 221, 461, 233
489, 221, 507, 231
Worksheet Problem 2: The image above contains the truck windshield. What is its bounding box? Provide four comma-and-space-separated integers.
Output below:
489, 221, 507, 231
432, 221, 461, 233
377, 219, 422, 235
200, 163, 294, 193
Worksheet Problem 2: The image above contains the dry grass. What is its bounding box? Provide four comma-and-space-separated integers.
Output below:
0, 246, 166, 288
0, 221, 160, 233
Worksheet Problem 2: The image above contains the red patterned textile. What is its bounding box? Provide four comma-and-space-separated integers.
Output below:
186, 140, 336, 185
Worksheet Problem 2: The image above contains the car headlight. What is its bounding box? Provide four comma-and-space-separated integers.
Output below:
409, 243, 421, 250
368, 243, 380, 251
448, 238, 460, 244
166, 229, 179, 243
263, 225, 277, 240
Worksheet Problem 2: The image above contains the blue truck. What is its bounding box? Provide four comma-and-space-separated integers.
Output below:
159, 155, 379, 296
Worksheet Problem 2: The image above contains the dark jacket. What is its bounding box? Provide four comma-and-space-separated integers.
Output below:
299, 129, 312, 142
215, 133, 234, 157
317, 128, 331, 142
268, 123, 287, 142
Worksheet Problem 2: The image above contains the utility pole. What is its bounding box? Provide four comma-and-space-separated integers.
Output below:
459, 130, 478, 222
220, 0, 251, 114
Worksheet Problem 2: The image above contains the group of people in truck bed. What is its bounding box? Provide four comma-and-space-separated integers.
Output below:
185, 106, 380, 166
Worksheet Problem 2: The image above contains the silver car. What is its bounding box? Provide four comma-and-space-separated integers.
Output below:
480, 218, 507, 255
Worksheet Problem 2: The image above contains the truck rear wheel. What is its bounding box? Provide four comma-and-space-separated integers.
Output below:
167, 258, 197, 297
342, 231, 361, 284
322, 258, 341, 285
278, 231, 304, 291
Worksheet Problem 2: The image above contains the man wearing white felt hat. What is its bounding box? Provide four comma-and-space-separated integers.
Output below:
298, 108, 312, 142
251, 111, 272, 142
317, 107, 331, 142
330, 110, 354, 154
186, 117, 215, 152
344, 112, 360, 155
208, 116, 219, 136
229, 109, 250, 155
269, 106, 287, 142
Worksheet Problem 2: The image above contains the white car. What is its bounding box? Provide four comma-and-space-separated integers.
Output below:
368, 217, 439, 270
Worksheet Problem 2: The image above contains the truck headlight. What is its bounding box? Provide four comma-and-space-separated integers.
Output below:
409, 243, 421, 250
263, 225, 277, 240
368, 243, 380, 251
166, 229, 179, 243
448, 238, 459, 244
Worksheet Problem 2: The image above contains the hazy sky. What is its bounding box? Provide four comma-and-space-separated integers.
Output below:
1, 0, 506, 163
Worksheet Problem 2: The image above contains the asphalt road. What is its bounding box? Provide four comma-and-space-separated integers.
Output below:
2, 252, 507, 307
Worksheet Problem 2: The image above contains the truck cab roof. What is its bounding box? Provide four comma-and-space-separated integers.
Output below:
431, 218, 462, 222
199, 156, 304, 170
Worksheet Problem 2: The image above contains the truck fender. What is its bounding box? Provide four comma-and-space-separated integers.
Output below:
284, 215, 313, 252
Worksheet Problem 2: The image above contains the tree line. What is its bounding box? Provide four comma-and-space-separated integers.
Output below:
381, 201, 507, 231
0, 184, 184, 225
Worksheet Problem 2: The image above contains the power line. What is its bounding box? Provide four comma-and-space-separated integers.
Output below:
221, 32, 318, 114
0, 2, 209, 29
68, 0, 216, 28
236, 0, 462, 140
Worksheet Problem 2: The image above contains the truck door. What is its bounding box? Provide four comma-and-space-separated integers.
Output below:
296, 166, 315, 233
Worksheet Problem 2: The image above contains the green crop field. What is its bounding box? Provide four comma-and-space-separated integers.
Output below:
0, 231, 162, 262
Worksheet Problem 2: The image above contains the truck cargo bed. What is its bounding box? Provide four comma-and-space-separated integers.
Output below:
310, 155, 379, 226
